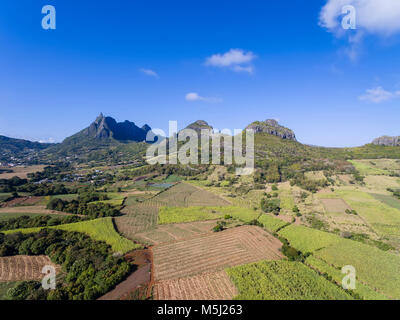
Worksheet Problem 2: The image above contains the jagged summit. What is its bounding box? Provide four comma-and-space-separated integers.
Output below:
372, 136, 400, 146
246, 119, 296, 141
185, 120, 213, 134
82, 113, 151, 142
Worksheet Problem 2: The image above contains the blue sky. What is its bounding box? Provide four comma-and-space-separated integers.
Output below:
0, 0, 400, 147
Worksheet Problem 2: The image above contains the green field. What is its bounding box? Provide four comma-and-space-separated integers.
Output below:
50, 194, 78, 201
158, 206, 260, 224
314, 239, 400, 299
2, 217, 140, 253
349, 160, 389, 175
370, 193, 400, 211
305, 256, 388, 300
257, 214, 288, 232
226, 260, 352, 300
278, 224, 343, 253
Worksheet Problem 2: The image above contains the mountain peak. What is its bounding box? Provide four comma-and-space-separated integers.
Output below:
81, 114, 151, 142
246, 119, 296, 141
186, 120, 213, 132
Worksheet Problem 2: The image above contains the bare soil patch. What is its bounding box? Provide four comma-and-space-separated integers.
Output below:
153, 225, 283, 281
0, 255, 60, 281
320, 198, 352, 214
135, 220, 218, 245
154, 271, 238, 300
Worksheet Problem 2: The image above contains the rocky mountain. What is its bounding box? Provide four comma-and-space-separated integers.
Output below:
372, 136, 400, 147
184, 120, 213, 134
246, 119, 297, 141
40, 114, 153, 162
82, 113, 151, 142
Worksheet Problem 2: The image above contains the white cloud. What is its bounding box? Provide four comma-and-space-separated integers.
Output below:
39, 137, 56, 143
185, 92, 222, 103
140, 68, 159, 78
205, 49, 256, 73
320, 0, 400, 36
359, 86, 400, 103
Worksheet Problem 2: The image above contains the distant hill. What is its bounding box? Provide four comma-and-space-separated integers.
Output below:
0, 135, 51, 164
372, 136, 400, 147
246, 119, 297, 141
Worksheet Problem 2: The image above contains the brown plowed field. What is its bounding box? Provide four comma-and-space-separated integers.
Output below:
0, 255, 60, 281
154, 271, 238, 300
153, 225, 283, 281
135, 220, 218, 245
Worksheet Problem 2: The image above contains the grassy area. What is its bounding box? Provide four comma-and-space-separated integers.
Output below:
50, 194, 78, 201
278, 224, 343, 253
257, 214, 289, 232
278, 184, 295, 212
89, 192, 125, 206
2, 218, 140, 254
370, 193, 400, 211
314, 239, 400, 299
158, 206, 260, 224
226, 260, 352, 300
349, 160, 389, 175
305, 256, 388, 300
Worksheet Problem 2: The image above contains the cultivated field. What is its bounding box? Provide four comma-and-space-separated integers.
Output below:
0, 255, 60, 282
153, 226, 283, 281
154, 271, 238, 300
115, 182, 231, 240
320, 198, 352, 214
154, 182, 231, 207
227, 260, 352, 300
0, 165, 45, 179
158, 206, 260, 225
135, 220, 218, 245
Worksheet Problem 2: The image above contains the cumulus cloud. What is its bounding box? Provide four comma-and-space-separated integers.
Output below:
185, 92, 222, 103
140, 68, 159, 78
359, 86, 400, 103
320, 0, 400, 36
205, 49, 256, 73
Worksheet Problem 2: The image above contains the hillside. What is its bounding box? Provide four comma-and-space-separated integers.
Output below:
0, 136, 51, 165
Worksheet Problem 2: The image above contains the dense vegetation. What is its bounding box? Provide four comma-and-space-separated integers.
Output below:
0, 229, 131, 300
46, 189, 120, 218
0, 215, 87, 232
